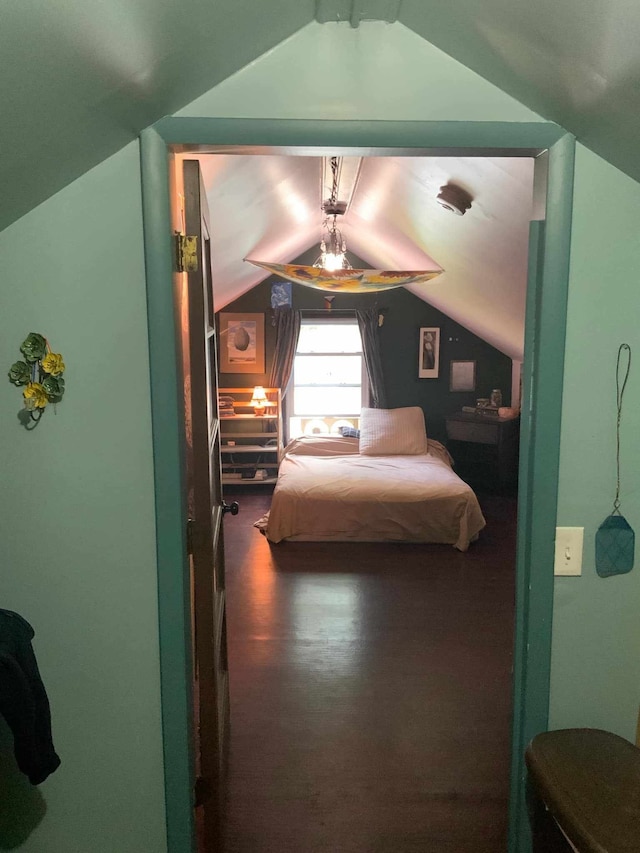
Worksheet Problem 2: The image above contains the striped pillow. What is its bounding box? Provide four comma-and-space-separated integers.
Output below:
338, 426, 360, 438
359, 407, 428, 456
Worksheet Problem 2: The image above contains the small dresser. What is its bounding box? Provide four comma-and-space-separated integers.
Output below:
444, 412, 520, 489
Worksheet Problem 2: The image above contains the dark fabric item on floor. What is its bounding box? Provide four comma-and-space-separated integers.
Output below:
0, 609, 60, 784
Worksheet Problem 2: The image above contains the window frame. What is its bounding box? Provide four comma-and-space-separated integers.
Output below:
288, 315, 369, 433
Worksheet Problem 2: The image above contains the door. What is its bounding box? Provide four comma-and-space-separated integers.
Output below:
182, 158, 230, 850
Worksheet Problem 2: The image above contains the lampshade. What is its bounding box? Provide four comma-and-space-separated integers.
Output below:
250, 386, 270, 416
250, 386, 268, 407
246, 261, 443, 292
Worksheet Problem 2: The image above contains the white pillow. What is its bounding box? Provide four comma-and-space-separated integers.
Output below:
359, 406, 428, 456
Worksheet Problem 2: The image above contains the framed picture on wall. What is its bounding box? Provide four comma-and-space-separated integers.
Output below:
450, 360, 476, 392
219, 313, 265, 373
418, 327, 440, 379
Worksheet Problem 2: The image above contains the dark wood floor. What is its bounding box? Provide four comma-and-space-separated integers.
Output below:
221, 490, 517, 852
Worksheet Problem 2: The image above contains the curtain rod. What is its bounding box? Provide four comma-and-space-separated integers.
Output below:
299, 308, 357, 314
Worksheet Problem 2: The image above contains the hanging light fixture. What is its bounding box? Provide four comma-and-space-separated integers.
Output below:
313, 157, 352, 272
245, 155, 445, 293
314, 213, 351, 271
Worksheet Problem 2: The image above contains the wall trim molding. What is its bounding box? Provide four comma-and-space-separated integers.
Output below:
140, 118, 575, 853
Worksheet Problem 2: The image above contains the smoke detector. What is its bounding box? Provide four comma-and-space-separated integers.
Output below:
436, 184, 473, 216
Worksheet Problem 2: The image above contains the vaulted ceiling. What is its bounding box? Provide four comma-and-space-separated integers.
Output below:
3, 0, 639, 238
194, 152, 534, 359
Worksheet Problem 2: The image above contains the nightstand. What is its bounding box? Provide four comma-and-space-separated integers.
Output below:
444, 412, 520, 489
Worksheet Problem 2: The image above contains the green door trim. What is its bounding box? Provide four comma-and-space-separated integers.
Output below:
139, 118, 575, 853
140, 127, 195, 853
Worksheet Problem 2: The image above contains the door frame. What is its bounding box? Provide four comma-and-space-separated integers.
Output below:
139, 118, 575, 853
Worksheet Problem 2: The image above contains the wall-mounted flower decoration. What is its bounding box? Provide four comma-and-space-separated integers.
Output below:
8, 333, 66, 426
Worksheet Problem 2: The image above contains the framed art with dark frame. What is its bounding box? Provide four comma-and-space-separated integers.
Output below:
450, 360, 476, 392
418, 327, 440, 378
219, 313, 265, 373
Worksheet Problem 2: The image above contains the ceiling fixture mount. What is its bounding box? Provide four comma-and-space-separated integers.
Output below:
437, 183, 473, 216
314, 157, 352, 272
323, 200, 347, 217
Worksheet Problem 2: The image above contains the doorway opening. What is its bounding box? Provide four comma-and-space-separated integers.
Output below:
140, 118, 574, 853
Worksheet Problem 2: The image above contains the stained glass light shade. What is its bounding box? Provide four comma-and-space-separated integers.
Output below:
246, 260, 444, 293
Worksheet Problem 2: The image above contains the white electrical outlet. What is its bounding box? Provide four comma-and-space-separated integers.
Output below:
554, 527, 584, 576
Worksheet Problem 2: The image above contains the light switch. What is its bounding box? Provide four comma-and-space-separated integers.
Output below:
554, 527, 584, 576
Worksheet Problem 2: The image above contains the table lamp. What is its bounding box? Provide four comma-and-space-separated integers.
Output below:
250, 386, 268, 416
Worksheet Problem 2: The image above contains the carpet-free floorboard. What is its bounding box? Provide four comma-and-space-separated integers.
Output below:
221, 491, 516, 852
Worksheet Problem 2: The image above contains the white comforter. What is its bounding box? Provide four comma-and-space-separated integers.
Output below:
258, 436, 486, 551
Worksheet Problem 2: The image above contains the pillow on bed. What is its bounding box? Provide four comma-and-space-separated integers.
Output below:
359, 406, 428, 455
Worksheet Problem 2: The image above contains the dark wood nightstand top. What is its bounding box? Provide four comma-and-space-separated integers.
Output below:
445, 412, 520, 487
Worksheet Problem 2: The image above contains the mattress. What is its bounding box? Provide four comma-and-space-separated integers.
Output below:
257, 436, 486, 551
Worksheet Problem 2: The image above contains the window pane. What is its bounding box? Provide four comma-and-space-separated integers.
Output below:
294, 386, 362, 416
297, 323, 361, 353
294, 354, 362, 385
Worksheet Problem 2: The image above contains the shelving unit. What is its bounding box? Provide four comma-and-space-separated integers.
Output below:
219, 387, 283, 486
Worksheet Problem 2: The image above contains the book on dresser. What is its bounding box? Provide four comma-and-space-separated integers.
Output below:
218, 387, 283, 486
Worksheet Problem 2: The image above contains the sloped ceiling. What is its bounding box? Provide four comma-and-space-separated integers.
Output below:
0, 0, 313, 232
195, 152, 533, 360
401, 0, 640, 185
1, 0, 639, 236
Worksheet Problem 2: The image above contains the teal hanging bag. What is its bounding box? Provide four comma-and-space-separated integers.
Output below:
595, 344, 634, 578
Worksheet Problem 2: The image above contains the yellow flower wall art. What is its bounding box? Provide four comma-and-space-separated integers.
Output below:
23, 382, 49, 410
41, 352, 65, 376
8, 333, 66, 427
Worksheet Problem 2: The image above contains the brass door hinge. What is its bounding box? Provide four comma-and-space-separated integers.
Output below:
174, 234, 198, 273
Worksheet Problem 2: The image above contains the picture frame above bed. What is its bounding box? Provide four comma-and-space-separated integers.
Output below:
418, 327, 440, 379
219, 313, 265, 374
450, 360, 476, 392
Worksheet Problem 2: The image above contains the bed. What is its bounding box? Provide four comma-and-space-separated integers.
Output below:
255, 406, 486, 551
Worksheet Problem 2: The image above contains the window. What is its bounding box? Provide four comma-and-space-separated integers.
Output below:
289, 318, 367, 437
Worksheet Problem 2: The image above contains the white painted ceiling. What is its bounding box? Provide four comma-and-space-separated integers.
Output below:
196, 153, 534, 360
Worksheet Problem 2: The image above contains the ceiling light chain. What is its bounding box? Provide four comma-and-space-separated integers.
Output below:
314, 156, 352, 271
328, 155, 339, 209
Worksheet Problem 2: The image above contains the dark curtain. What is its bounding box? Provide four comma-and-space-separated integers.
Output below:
356, 307, 388, 408
268, 307, 301, 397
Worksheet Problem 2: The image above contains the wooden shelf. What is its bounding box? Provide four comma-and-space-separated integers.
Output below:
221, 414, 277, 420
222, 475, 278, 485
219, 387, 283, 488
221, 444, 278, 453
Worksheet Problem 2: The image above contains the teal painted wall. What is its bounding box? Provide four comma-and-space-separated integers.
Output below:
1, 18, 639, 853
549, 144, 640, 735
0, 143, 167, 852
